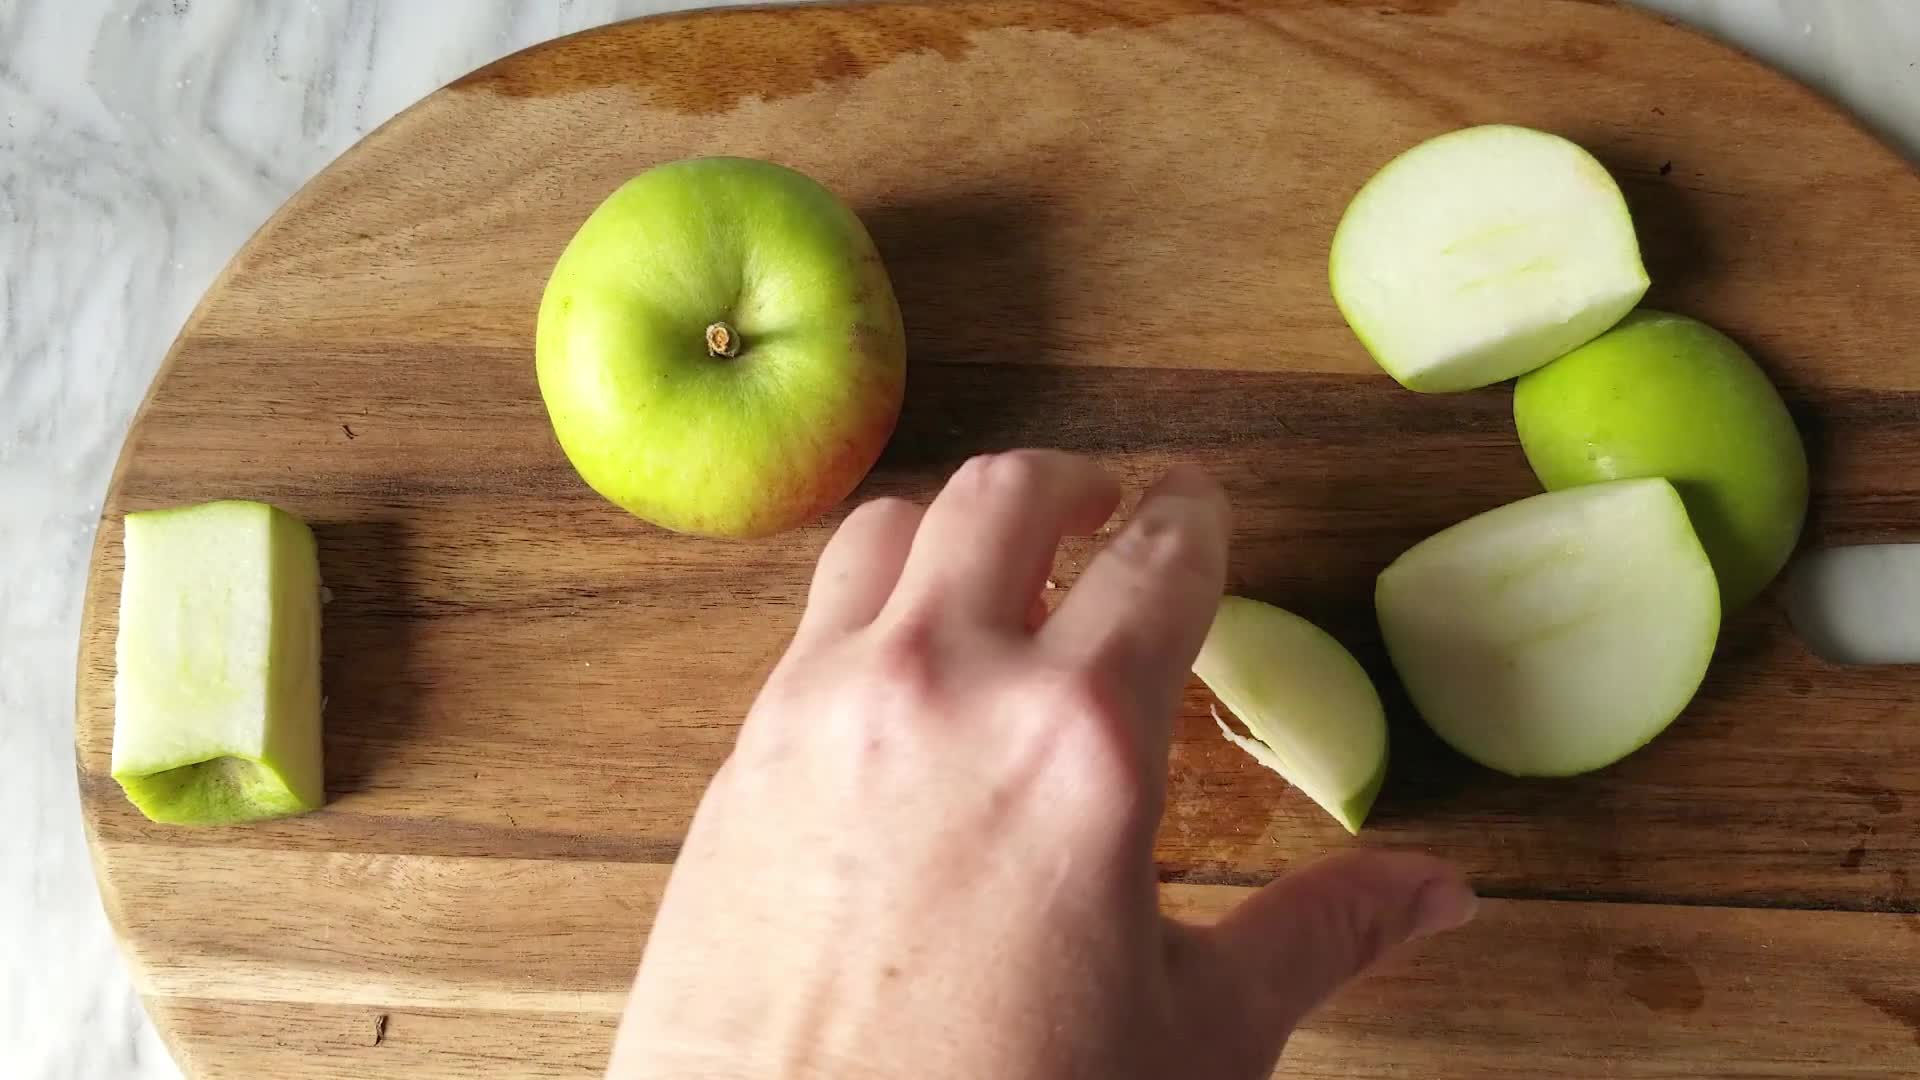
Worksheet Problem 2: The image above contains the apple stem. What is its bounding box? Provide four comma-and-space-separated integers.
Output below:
705, 322, 742, 359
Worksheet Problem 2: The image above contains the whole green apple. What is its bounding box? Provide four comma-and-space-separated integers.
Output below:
1513, 310, 1808, 609
537, 157, 906, 537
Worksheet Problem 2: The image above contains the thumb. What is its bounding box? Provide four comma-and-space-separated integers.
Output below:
1211, 850, 1475, 1033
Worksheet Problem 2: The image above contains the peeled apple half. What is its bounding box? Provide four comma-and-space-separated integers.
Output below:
1330, 124, 1649, 393
1193, 596, 1388, 834
1375, 479, 1720, 777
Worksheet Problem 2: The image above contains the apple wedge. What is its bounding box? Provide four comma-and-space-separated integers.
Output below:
1375, 479, 1719, 777
1193, 596, 1387, 834
112, 501, 325, 825
1330, 124, 1649, 393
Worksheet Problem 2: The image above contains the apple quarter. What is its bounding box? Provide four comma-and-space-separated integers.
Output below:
1514, 311, 1808, 610
1330, 124, 1650, 393
1376, 479, 1719, 777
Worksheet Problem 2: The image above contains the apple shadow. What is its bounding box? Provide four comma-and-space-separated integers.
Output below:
1703, 331, 1828, 681
1783, 391, 1835, 550
1757, 323, 1852, 558
1579, 138, 1716, 301
1220, 382, 1539, 824
309, 517, 422, 797
858, 192, 1080, 488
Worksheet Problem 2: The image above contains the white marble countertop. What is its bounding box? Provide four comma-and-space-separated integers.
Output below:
2, 1, 1914, 1076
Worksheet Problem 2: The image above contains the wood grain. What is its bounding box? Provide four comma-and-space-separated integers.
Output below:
74, 0, 1920, 1075
103, 846, 1920, 1078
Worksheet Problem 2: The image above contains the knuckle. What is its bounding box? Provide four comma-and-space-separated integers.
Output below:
868, 617, 944, 699
846, 496, 919, 529
1312, 893, 1400, 978
1108, 510, 1218, 583
949, 452, 1001, 492
1026, 667, 1146, 796
1034, 666, 1122, 724
952, 450, 1047, 500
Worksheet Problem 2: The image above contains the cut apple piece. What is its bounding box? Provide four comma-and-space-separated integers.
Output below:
1375, 479, 1719, 777
1193, 596, 1387, 834
1330, 124, 1649, 393
112, 501, 325, 825
1515, 311, 1808, 611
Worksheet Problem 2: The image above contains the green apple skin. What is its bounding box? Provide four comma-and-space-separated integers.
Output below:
1514, 310, 1808, 610
537, 157, 906, 538
113, 501, 325, 825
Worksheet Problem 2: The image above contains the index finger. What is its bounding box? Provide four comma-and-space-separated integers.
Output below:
1041, 466, 1229, 744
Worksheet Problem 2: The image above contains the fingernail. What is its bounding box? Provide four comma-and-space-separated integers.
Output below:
1411, 876, 1478, 937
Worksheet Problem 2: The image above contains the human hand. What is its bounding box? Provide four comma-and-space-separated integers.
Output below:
607, 450, 1475, 1080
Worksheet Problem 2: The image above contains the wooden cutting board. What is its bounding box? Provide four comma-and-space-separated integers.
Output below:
74, 0, 1920, 1075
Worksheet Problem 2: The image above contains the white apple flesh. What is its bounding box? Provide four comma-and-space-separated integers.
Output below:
1330, 124, 1649, 393
1375, 479, 1720, 777
1193, 596, 1388, 834
113, 501, 325, 825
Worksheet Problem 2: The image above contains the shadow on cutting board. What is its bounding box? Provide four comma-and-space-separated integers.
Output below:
861, 190, 1084, 483
311, 517, 421, 797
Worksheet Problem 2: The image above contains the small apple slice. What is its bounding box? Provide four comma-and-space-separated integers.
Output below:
1375, 479, 1719, 777
113, 501, 325, 825
1330, 124, 1649, 393
1193, 596, 1387, 834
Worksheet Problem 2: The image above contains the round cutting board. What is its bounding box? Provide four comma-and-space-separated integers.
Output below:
76, 1, 1920, 1075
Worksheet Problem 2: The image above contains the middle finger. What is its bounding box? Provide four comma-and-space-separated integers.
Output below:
883, 450, 1121, 630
